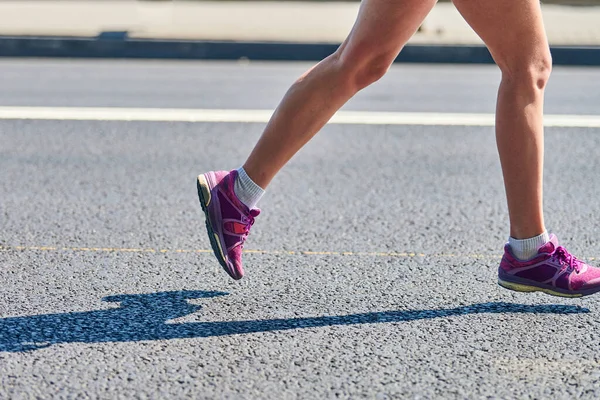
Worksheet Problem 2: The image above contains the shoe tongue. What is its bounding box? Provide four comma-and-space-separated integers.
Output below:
538, 234, 559, 254
249, 208, 261, 217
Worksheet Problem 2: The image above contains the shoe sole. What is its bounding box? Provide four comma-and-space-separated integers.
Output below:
196, 174, 231, 276
498, 277, 600, 298
498, 279, 581, 298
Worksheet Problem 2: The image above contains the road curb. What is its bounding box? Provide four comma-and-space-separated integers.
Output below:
0, 36, 599, 65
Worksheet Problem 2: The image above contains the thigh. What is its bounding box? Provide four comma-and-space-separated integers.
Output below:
339, 0, 437, 64
451, 0, 550, 72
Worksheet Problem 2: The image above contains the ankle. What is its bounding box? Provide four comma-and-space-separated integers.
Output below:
508, 231, 550, 260
233, 167, 265, 210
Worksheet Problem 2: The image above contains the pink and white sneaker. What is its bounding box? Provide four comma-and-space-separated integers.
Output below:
197, 170, 259, 280
498, 234, 600, 297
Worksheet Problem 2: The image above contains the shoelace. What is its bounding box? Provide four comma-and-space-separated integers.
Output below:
554, 246, 582, 273
238, 214, 255, 249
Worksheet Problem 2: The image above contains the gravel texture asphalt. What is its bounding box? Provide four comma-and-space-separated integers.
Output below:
1, 59, 600, 399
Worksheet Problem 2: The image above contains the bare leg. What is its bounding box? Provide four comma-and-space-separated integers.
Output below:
243, 0, 437, 189
452, 0, 552, 239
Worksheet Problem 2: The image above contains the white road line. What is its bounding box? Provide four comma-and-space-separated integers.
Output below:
0, 106, 599, 127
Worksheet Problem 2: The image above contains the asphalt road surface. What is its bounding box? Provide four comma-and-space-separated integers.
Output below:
1, 59, 600, 399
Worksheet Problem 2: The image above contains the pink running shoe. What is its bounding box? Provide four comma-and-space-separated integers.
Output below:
196, 170, 259, 280
498, 234, 600, 297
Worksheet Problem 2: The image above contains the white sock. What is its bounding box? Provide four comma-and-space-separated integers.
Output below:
508, 231, 550, 261
233, 167, 265, 209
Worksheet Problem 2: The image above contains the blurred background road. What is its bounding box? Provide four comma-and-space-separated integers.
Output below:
1, 1, 600, 64
1, 60, 600, 114
0, 1, 599, 45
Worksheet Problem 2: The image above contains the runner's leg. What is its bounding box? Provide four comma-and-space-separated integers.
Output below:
452, 0, 600, 297
243, 0, 437, 189
452, 0, 551, 240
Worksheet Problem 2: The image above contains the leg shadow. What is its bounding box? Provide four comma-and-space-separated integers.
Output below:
0, 290, 588, 353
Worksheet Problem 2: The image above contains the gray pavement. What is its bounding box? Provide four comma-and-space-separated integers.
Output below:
0, 59, 599, 114
2, 59, 600, 398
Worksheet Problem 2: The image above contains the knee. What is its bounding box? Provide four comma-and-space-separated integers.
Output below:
497, 51, 553, 91
334, 44, 397, 91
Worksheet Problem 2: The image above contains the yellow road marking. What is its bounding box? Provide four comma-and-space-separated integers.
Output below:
5, 245, 597, 261
0, 244, 517, 259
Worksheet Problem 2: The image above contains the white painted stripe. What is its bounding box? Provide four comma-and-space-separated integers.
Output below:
0, 106, 599, 127
331, 112, 496, 126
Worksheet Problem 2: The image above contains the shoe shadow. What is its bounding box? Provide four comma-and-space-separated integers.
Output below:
0, 290, 588, 353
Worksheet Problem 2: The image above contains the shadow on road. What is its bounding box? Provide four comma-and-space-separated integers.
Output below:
0, 290, 588, 353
